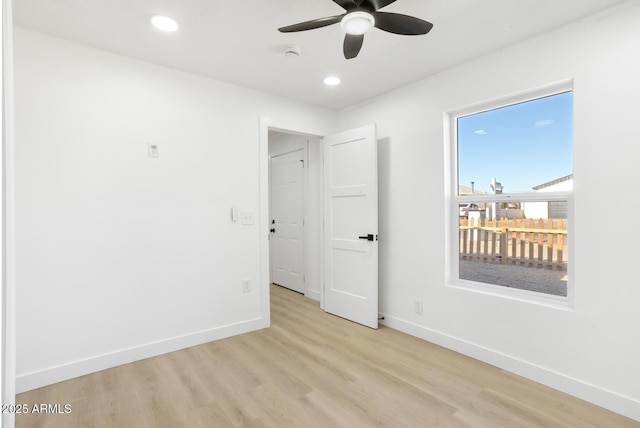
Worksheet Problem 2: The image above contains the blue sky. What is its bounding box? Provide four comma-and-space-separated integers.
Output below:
457, 91, 573, 194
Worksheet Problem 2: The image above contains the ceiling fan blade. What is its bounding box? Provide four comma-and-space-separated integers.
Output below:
343, 34, 364, 59
373, 12, 433, 35
358, 0, 397, 11
278, 15, 344, 33
333, 0, 357, 11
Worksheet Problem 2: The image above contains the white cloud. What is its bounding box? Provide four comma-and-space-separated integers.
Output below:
535, 119, 554, 128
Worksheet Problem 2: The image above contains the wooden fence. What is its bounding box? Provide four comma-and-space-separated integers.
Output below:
459, 217, 567, 270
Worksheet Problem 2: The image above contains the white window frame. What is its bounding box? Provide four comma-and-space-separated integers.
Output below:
444, 80, 574, 309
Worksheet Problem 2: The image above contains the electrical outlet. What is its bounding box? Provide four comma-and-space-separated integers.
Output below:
240, 210, 255, 225
414, 300, 423, 315
242, 279, 251, 293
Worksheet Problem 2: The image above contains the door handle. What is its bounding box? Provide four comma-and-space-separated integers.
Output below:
358, 234, 375, 241
270, 228, 276, 233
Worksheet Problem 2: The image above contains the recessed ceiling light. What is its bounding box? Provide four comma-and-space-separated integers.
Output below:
341, 11, 375, 35
323, 76, 341, 86
151, 15, 179, 32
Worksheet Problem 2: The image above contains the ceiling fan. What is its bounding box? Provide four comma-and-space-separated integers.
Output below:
278, 0, 433, 59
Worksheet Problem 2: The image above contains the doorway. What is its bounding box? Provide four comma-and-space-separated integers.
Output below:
267, 130, 323, 301
260, 118, 379, 329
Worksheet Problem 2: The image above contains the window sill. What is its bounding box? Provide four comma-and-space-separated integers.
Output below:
447, 279, 575, 311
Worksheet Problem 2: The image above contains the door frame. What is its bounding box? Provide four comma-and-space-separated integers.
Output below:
259, 117, 327, 318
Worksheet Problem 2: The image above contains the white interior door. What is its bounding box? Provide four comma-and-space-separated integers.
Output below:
270, 149, 305, 294
324, 124, 378, 328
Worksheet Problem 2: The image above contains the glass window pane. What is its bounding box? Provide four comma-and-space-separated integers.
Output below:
457, 92, 573, 195
458, 204, 568, 297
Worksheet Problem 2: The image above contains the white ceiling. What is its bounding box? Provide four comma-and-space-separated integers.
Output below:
13, 0, 627, 110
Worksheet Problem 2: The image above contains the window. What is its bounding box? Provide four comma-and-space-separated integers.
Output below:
448, 83, 573, 301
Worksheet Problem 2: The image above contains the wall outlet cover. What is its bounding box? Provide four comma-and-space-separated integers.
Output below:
240, 210, 255, 225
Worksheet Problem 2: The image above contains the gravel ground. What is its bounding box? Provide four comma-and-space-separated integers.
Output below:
459, 259, 567, 296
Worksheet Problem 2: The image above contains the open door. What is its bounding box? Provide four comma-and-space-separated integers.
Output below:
323, 124, 378, 329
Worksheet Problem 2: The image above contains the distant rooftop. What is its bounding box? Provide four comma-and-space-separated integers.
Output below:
532, 174, 573, 190
458, 185, 488, 196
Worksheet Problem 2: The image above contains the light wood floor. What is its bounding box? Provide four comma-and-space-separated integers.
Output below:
17, 284, 638, 427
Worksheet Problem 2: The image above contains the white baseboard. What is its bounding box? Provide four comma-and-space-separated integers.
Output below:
379, 313, 640, 423
16, 317, 268, 393
306, 288, 321, 301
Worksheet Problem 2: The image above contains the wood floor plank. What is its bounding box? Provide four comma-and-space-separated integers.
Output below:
16, 284, 639, 427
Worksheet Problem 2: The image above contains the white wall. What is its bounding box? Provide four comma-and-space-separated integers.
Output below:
268, 132, 323, 301
13, 27, 336, 392
521, 202, 547, 219
339, 1, 640, 421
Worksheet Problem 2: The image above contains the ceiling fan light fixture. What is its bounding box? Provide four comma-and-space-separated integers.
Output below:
150, 15, 179, 32
341, 11, 375, 35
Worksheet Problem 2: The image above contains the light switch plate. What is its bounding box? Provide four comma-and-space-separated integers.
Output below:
148, 142, 159, 158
